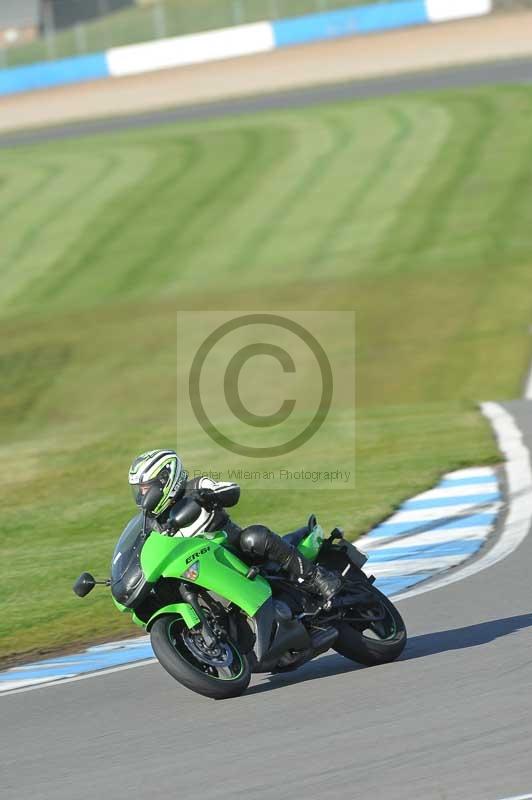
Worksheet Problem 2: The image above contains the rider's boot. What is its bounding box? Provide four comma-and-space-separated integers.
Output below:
239, 525, 342, 603
272, 540, 341, 602
303, 564, 342, 602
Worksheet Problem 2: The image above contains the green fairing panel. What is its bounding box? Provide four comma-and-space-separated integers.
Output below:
113, 596, 144, 627
140, 530, 271, 617
145, 602, 201, 631
297, 523, 325, 561
113, 595, 143, 626
112, 597, 129, 613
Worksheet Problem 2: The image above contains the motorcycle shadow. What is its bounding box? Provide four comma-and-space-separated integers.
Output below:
246, 613, 532, 695
399, 612, 532, 661
246, 653, 363, 695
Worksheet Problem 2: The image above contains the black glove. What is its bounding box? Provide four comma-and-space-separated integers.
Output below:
191, 487, 218, 511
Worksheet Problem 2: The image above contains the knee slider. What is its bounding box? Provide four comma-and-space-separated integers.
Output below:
240, 524, 271, 556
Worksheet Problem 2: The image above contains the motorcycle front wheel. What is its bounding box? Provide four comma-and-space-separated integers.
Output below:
334, 583, 407, 666
150, 615, 251, 699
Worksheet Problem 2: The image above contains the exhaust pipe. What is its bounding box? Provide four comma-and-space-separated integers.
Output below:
275, 626, 339, 671
310, 626, 339, 656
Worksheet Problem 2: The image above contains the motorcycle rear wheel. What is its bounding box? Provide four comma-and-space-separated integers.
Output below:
150, 615, 251, 699
333, 584, 406, 666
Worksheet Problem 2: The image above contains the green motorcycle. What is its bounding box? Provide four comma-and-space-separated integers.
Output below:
74, 494, 406, 699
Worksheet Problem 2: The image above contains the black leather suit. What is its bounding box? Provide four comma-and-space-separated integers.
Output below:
151, 476, 318, 583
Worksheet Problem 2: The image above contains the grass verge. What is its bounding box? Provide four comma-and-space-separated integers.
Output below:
2, 84, 532, 662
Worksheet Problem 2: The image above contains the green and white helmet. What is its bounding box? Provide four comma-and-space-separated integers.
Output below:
128, 449, 187, 516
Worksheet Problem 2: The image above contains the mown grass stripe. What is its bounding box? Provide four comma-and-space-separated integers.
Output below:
32, 142, 173, 304
114, 136, 206, 292
231, 111, 356, 273
0, 162, 57, 230
169, 126, 279, 284
233, 105, 402, 283
311, 105, 411, 268
1, 153, 123, 309
376, 94, 495, 279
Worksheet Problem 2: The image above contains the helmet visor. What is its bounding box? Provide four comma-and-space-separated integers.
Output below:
131, 481, 158, 508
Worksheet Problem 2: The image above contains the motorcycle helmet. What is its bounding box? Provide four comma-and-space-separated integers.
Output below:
128, 449, 187, 516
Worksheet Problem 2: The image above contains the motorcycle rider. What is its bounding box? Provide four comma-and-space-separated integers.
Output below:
128, 449, 341, 602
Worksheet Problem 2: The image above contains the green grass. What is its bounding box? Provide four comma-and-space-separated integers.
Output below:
3, 0, 392, 68
2, 84, 532, 663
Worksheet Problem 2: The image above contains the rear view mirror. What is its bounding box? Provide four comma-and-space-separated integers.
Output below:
73, 572, 96, 597
167, 497, 201, 532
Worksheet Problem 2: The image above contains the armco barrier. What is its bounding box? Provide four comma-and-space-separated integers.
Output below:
425, 0, 492, 21
0, 0, 493, 97
272, 1, 428, 47
272, 0, 492, 47
0, 52, 109, 96
106, 22, 274, 78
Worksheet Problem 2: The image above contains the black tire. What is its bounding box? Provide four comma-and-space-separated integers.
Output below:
150, 615, 251, 700
334, 584, 407, 666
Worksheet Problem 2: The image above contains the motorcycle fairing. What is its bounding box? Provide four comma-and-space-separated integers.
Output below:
140, 530, 272, 617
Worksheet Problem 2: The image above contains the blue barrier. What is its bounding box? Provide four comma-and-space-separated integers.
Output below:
0, 52, 109, 96
272, 2, 427, 47
0, 1, 491, 97
354, 1, 427, 32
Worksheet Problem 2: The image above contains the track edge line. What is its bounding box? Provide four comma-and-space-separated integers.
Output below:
393, 401, 532, 602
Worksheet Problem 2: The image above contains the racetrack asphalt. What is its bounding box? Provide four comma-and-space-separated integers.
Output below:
2, 400, 532, 800
3, 64, 532, 800
1, 55, 532, 148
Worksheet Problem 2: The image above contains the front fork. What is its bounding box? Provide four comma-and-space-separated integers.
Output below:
179, 583, 219, 648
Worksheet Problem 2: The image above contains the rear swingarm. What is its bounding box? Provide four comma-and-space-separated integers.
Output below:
340, 608, 386, 624
318, 604, 386, 625
331, 587, 378, 609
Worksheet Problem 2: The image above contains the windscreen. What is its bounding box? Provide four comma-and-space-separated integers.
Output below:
111, 514, 149, 607
111, 514, 144, 582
